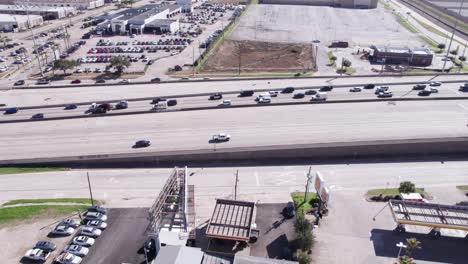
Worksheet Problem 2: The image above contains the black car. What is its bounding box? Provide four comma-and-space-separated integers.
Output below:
413, 84, 427, 90
88, 205, 106, 214
293, 93, 305, 99
151, 98, 166, 104
239, 90, 254, 97
281, 87, 295, 93
96, 79, 106, 84
167, 99, 177, 106
34, 241, 56, 252
31, 113, 44, 119
319, 85, 333, 91
134, 140, 151, 148
150, 77, 161, 82
209, 93, 223, 100
305, 89, 317, 95
64, 104, 78, 110
418, 90, 431, 96
14, 80, 25, 86
363, 84, 375, 89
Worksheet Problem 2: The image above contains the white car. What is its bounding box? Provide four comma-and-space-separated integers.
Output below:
0, 66, 8, 72
73, 236, 95, 247
64, 244, 89, 257
268, 91, 279, 97
212, 133, 231, 142
55, 252, 82, 264
60, 218, 81, 228
119, 79, 129, 84
24, 248, 50, 261
258, 97, 271, 103
349, 87, 362, 92
84, 211, 107, 221
86, 219, 107, 229
51, 225, 75, 235
79, 226, 102, 238
218, 100, 231, 107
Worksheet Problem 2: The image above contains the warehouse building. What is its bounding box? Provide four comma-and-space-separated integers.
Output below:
176, 0, 194, 13
0, 4, 76, 19
0, 0, 104, 10
370, 46, 433, 67
0, 13, 43, 31
258, 0, 378, 9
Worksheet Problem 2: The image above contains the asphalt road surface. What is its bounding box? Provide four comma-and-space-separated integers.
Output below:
1, 100, 468, 161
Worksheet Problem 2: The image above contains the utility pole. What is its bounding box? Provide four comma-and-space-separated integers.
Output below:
238, 43, 241, 75
192, 45, 195, 77
27, 0, 44, 77
304, 167, 312, 202
87, 172, 95, 206
442, 0, 465, 72
234, 169, 239, 200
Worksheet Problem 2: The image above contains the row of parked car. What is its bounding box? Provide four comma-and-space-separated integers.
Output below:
23, 206, 108, 264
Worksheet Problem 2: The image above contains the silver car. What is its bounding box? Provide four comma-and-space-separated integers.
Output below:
86, 219, 107, 230
72, 236, 95, 247
84, 211, 107, 221
51, 225, 75, 236
60, 218, 81, 228
79, 226, 102, 238
63, 244, 89, 257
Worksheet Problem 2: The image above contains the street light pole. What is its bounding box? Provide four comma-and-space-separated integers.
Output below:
442, 0, 465, 72
396, 242, 407, 258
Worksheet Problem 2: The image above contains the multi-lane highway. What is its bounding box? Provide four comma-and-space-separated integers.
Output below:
1, 100, 468, 161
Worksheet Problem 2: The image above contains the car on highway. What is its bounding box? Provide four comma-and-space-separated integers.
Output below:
96, 79, 106, 84
71, 79, 81, 84
84, 211, 107, 221
212, 133, 231, 142
60, 218, 81, 228
14, 80, 25, 86
63, 245, 89, 257
319, 85, 333, 91
239, 90, 254, 97
64, 104, 78, 110
281, 87, 295, 93
218, 100, 232, 107
51, 225, 75, 236
150, 77, 161, 82
311, 92, 327, 101
349, 87, 362, 92
34, 241, 56, 252
55, 252, 82, 264
363, 84, 375, 89
98, 103, 113, 111
430, 88, 439, 93
378, 91, 393, 98
79, 226, 102, 238
87, 205, 107, 214
268, 91, 279, 97
73, 236, 95, 247
151, 97, 166, 104
31, 113, 44, 119
305, 89, 317, 95
167, 99, 177, 106
459, 83, 468, 91
115, 100, 128, 109
429, 81, 442, 87
209, 93, 223, 100
134, 140, 151, 148
119, 79, 130, 84
24, 248, 50, 261
258, 97, 271, 103
85, 219, 107, 230
293, 92, 305, 99
374, 86, 389, 94
418, 89, 431, 96
36, 78, 49, 85
4, 107, 18, 114
413, 84, 427, 90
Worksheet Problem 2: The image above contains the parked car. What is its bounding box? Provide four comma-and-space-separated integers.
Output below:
4, 107, 18, 114
167, 99, 177, 106
413, 84, 427, 90
283, 201, 295, 218
64, 104, 78, 110
79, 226, 101, 238
24, 248, 50, 261
51, 225, 75, 235
60, 218, 81, 228
31, 113, 44, 119
218, 100, 232, 107
134, 140, 151, 148
87, 205, 107, 214
293, 92, 305, 99
349, 87, 362, 92
305, 89, 317, 95
239, 90, 254, 97
209, 93, 223, 100
281, 87, 295, 93
73, 236, 95, 247
34, 241, 56, 252
85, 219, 107, 229
14, 80, 25, 86
212, 133, 231, 142
319, 85, 333, 91
84, 212, 107, 221
63, 245, 89, 257
71, 79, 81, 84
55, 252, 82, 264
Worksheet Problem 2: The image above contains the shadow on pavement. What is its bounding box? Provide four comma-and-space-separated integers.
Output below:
370, 228, 467, 264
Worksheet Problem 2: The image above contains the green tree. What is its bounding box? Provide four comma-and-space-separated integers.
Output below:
0, 35, 11, 47
341, 58, 352, 70
53, 59, 79, 75
399, 255, 416, 264
297, 250, 311, 264
110, 56, 130, 75
120, 0, 135, 7
399, 181, 416, 194
404, 238, 421, 257
294, 217, 314, 251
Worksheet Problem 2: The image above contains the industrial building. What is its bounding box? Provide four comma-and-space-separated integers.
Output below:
0, 4, 76, 19
0, 13, 43, 31
370, 45, 434, 67
258, 0, 378, 9
0, 0, 104, 10
96, 4, 181, 35
176, 0, 194, 13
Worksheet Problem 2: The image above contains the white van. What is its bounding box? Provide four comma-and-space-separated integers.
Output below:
311, 92, 327, 101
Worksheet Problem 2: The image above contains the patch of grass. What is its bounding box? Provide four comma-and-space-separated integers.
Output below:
3, 198, 98, 206
291, 192, 318, 218
327, 51, 336, 67
419, 35, 438, 48
0, 167, 68, 175
366, 188, 424, 196
0, 205, 88, 225
397, 15, 419, 34
412, 16, 449, 38
456, 185, 468, 190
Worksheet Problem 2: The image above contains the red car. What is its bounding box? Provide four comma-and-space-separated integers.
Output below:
71, 79, 81, 84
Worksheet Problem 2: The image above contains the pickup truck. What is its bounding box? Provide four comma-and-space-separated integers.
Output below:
212, 133, 231, 142
24, 248, 50, 261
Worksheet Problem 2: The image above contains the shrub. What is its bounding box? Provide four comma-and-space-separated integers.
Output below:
297, 249, 311, 264
399, 181, 416, 194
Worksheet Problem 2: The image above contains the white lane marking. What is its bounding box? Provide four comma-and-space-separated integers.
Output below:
255, 171, 260, 186
457, 103, 468, 112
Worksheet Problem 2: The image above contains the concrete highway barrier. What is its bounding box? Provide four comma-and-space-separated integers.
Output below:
2, 137, 468, 167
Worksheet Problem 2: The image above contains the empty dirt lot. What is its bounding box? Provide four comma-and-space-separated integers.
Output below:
200, 39, 315, 73
230, 4, 424, 46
